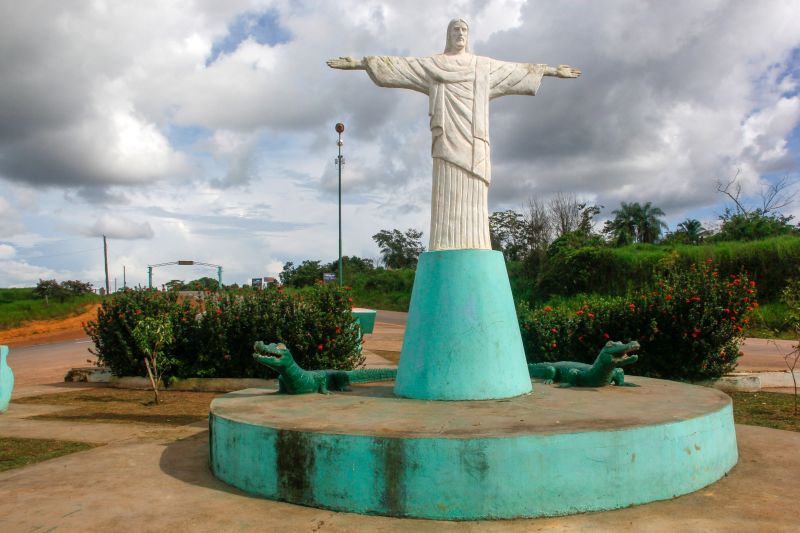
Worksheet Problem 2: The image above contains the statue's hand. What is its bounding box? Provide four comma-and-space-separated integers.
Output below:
326, 56, 365, 70
556, 64, 581, 78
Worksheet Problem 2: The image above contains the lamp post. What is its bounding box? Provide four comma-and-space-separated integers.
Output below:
335, 123, 345, 287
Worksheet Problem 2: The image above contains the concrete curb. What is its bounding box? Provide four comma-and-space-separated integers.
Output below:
64, 366, 276, 393
702, 371, 800, 393
67, 367, 798, 394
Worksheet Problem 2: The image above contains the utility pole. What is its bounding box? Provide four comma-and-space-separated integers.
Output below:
335, 122, 345, 287
123, 265, 126, 289
103, 235, 110, 295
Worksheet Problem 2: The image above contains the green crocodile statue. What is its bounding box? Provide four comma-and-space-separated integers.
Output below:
252, 341, 397, 394
528, 340, 641, 387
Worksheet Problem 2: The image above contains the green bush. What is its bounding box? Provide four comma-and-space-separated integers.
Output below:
514, 236, 800, 303
347, 268, 415, 311
519, 260, 756, 380
84, 285, 364, 379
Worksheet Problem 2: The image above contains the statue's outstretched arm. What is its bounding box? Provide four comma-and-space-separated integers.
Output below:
326, 56, 367, 70
542, 64, 581, 78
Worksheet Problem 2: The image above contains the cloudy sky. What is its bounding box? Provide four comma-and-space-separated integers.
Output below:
0, 0, 798, 289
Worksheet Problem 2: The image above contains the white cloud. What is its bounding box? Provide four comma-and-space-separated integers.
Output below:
87, 215, 154, 240
0, 244, 15, 259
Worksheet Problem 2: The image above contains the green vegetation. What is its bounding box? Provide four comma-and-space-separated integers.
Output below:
519, 260, 754, 381
84, 284, 363, 380
0, 437, 97, 472
730, 392, 800, 432
523, 235, 800, 304
0, 288, 100, 329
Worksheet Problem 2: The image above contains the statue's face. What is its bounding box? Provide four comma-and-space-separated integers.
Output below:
449, 21, 468, 52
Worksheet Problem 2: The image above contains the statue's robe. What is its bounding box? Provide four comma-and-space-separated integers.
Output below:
364, 54, 545, 250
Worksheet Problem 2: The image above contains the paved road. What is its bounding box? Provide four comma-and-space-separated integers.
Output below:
375, 309, 408, 326
7, 338, 96, 389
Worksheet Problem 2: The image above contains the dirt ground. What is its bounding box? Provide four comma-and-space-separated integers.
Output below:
0, 304, 99, 347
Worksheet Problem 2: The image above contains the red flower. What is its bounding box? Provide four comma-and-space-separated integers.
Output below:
665, 295, 672, 300
335, 327, 341, 334
543, 306, 553, 313
318, 344, 324, 351
551, 343, 558, 348
550, 327, 557, 333
576, 310, 584, 315
602, 332, 610, 339
587, 313, 595, 318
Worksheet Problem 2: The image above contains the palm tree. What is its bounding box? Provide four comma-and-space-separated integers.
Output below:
606, 202, 668, 245
606, 202, 641, 245
637, 202, 668, 243
675, 218, 706, 244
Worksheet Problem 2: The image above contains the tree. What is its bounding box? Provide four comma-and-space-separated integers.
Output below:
61, 280, 93, 295
603, 202, 667, 245
372, 229, 425, 269
548, 192, 585, 238
165, 280, 186, 291
666, 218, 706, 244
638, 202, 668, 243
713, 169, 799, 241
603, 202, 639, 245
132, 316, 174, 405
187, 277, 220, 291
280, 260, 325, 287
525, 198, 553, 254
489, 210, 529, 261
323, 256, 375, 278
33, 279, 70, 304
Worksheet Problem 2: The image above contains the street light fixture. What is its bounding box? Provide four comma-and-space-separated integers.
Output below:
335, 123, 345, 287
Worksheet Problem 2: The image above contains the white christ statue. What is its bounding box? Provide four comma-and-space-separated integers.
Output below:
328, 19, 580, 251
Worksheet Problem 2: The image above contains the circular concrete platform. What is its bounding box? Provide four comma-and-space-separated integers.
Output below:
209, 377, 738, 520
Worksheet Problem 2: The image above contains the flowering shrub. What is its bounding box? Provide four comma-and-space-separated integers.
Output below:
519, 260, 757, 381
84, 285, 364, 379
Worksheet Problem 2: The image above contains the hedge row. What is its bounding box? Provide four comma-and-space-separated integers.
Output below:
84, 285, 364, 379
519, 260, 756, 381
529, 235, 800, 302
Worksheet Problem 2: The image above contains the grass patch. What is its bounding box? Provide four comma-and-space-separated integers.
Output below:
16, 388, 220, 426
747, 302, 796, 340
0, 289, 100, 329
0, 437, 97, 472
730, 391, 800, 432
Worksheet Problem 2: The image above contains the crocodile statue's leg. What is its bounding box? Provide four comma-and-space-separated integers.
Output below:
559, 368, 581, 388
612, 368, 639, 387
317, 377, 331, 394
528, 364, 557, 384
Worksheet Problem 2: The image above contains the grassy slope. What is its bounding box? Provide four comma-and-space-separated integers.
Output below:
0, 288, 100, 329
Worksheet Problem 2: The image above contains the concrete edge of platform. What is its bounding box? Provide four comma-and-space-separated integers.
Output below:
208, 380, 739, 520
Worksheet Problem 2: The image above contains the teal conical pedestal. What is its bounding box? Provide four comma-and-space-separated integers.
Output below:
393, 249, 531, 400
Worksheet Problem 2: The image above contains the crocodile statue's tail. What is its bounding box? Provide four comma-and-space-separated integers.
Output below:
346, 368, 397, 383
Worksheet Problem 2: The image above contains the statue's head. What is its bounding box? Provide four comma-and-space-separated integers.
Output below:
444, 18, 470, 54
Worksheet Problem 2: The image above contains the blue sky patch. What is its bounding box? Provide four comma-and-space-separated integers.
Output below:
206, 10, 291, 66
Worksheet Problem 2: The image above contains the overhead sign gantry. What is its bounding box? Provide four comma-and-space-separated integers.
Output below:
147, 260, 223, 289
